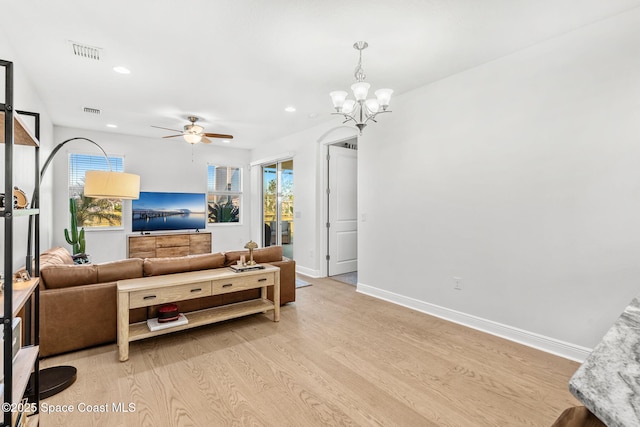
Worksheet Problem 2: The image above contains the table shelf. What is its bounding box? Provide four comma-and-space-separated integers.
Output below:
129, 298, 275, 341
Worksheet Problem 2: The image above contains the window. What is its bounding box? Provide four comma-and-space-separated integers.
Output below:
207, 165, 241, 223
68, 153, 124, 228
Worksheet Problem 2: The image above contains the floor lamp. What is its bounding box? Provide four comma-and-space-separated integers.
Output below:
27, 137, 140, 399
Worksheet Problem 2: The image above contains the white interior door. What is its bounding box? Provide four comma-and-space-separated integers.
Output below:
328, 145, 357, 275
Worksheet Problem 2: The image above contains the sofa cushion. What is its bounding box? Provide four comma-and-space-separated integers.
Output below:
40, 246, 74, 267
224, 246, 283, 266
187, 252, 226, 271
40, 264, 98, 289
14, 246, 74, 283
144, 252, 226, 277
97, 258, 144, 283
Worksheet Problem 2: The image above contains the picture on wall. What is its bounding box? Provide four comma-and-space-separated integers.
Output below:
132, 192, 207, 232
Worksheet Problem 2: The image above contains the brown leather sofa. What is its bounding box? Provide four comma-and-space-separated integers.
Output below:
25, 245, 295, 357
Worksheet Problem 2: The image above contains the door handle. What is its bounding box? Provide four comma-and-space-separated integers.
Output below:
191, 288, 202, 293
258, 278, 267, 282
143, 295, 156, 300
222, 283, 233, 288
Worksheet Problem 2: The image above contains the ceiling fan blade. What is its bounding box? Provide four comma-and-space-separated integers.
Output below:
151, 125, 183, 133
162, 134, 184, 138
201, 136, 212, 144
203, 133, 234, 139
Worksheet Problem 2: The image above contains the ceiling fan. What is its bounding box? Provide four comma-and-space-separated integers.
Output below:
151, 116, 234, 144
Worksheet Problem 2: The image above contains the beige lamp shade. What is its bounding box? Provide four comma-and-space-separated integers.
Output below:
84, 170, 140, 199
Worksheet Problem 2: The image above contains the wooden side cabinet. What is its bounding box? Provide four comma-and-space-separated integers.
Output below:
127, 232, 212, 258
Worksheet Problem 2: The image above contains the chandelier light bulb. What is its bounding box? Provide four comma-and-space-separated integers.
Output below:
351, 82, 370, 101
330, 91, 348, 110
341, 99, 356, 115
375, 88, 393, 109
365, 99, 380, 115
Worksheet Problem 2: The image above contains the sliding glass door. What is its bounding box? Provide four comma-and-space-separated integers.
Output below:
262, 159, 293, 258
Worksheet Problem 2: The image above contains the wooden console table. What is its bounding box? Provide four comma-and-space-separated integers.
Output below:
116, 264, 280, 361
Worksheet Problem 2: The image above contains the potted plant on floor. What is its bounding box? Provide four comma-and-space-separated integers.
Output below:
64, 197, 89, 264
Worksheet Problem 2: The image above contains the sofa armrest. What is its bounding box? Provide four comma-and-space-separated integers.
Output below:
267, 259, 296, 305
40, 282, 117, 357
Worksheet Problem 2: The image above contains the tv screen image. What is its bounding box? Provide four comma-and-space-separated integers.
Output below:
132, 192, 207, 232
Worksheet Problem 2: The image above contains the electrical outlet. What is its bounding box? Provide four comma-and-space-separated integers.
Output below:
453, 277, 462, 290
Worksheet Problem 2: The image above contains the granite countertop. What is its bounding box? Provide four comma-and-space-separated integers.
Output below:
569, 296, 640, 427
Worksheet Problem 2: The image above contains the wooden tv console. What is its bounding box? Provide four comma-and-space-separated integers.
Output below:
127, 231, 211, 258
116, 264, 280, 361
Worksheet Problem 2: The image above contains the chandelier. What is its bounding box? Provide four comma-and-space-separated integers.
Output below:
329, 41, 393, 134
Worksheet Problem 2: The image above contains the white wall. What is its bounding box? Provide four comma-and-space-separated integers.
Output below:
358, 8, 640, 355
0, 41, 54, 271
51, 126, 252, 263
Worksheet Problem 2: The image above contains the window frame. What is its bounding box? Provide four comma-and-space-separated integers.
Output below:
68, 151, 126, 231
207, 164, 243, 226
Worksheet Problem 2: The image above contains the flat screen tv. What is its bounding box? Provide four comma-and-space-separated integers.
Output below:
132, 191, 207, 232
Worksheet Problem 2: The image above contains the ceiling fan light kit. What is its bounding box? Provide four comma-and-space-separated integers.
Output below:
330, 41, 393, 134
151, 116, 234, 145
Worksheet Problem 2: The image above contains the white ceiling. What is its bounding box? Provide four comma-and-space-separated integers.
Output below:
2, 0, 640, 149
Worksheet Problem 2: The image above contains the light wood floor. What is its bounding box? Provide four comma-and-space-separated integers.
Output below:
38, 276, 580, 426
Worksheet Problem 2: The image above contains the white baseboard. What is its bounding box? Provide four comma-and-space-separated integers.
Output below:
296, 265, 321, 278
356, 283, 591, 363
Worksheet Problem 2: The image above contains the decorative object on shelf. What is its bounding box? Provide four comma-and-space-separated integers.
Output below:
0, 192, 17, 210
13, 186, 28, 208
244, 240, 258, 265
146, 313, 188, 332
229, 263, 264, 273
16, 270, 30, 282
329, 41, 393, 135
157, 303, 180, 323
64, 198, 86, 255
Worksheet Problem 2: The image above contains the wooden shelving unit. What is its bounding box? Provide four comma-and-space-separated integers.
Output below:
0, 279, 38, 319
0, 111, 39, 147
1, 59, 40, 427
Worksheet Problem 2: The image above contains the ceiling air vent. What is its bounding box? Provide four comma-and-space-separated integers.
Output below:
83, 107, 101, 115
69, 41, 101, 61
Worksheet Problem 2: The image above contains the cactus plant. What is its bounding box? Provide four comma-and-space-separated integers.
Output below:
64, 198, 86, 255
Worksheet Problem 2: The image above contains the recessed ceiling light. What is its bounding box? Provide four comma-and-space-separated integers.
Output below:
284, 106, 296, 113
308, 112, 318, 119
106, 124, 118, 128
113, 66, 131, 74
222, 139, 231, 144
